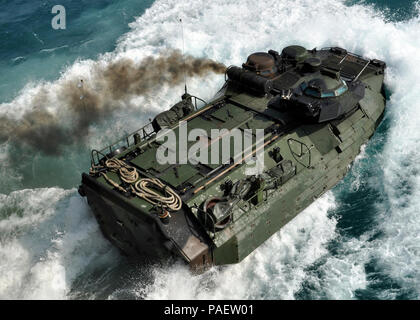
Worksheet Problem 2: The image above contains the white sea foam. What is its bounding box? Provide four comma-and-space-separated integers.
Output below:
1, 0, 420, 299
0, 188, 118, 299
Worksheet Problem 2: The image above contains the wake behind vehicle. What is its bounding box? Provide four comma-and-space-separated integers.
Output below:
78, 45, 386, 271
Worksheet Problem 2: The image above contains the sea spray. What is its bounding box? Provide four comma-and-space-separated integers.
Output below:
1, 0, 420, 300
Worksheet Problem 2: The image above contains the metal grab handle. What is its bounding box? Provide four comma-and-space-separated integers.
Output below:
353, 60, 371, 82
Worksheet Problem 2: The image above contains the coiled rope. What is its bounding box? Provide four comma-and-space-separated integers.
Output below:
131, 178, 182, 212
103, 159, 139, 183
90, 158, 182, 211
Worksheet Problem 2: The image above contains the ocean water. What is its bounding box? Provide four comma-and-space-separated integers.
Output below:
1, 0, 419, 300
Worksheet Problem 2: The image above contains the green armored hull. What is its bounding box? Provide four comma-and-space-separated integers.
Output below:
79, 46, 386, 270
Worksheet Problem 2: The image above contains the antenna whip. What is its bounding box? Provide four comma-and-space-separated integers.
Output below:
179, 18, 187, 94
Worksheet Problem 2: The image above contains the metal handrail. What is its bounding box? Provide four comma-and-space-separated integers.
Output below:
90, 121, 156, 166
321, 47, 367, 61
320, 47, 373, 83
91, 149, 109, 166
352, 59, 372, 82
191, 95, 207, 109
90, 94, 207, 166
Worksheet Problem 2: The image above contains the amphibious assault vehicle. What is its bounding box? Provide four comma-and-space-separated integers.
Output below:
79, 45, 386, 270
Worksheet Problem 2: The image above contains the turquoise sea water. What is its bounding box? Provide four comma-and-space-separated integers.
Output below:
0, 0, 154, 102
0, 0, 419, 299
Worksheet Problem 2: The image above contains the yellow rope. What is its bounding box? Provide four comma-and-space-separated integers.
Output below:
131, 178, 182, 212
100, 172, 126, 193
104, 158, 139, 184
90, 158, 182, 211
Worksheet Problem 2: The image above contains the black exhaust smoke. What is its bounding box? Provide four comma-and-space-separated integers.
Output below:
0, 50, 226, 155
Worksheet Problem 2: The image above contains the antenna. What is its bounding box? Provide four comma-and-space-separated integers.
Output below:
179, 18, 188, 95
